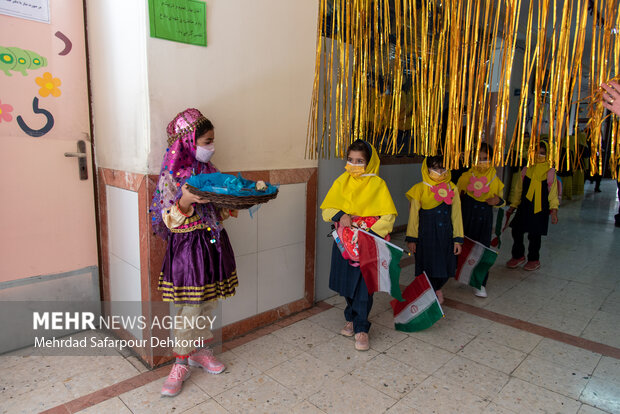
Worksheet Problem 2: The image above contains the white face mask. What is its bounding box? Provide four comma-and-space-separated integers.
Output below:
195, 143, 215, 163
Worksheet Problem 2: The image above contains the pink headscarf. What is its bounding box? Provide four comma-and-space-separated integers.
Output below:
150, 108, 220, 239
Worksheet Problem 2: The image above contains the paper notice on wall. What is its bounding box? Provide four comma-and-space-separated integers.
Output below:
148, 0, 207, 47
0, 0, 50, 24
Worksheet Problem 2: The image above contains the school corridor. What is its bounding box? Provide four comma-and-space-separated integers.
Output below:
0, 179, 617, 413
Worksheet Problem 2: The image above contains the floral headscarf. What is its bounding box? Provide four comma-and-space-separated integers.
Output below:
150, 108, 221, 240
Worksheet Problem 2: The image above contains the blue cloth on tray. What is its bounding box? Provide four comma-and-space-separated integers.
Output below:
186, 173, 278, 196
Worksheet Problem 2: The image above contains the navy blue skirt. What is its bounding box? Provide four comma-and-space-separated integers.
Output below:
329, 241, 371, 299
461, 194, 493, 246
415, 203, 456, 281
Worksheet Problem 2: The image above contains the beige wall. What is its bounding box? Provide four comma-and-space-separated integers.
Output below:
86, 1, 320, 325
146, 0, 319, 173
89, 0, 319, 174
87, 0, 150, 173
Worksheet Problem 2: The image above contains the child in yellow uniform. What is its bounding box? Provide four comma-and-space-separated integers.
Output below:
406, 156, 464, 304
320, 139, 397, 351
506, 142, 559, 271
457, 143, 505, 298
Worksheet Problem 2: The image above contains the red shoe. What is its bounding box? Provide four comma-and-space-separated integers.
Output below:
161, 363, 191, 397
523, 260, 541, 271
506, 257, 526, 268
188, 348, 226, 374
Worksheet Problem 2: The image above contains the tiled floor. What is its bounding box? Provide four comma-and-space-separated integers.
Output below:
1, 179, 619, 413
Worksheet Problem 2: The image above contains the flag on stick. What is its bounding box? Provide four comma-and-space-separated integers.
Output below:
390, 272, 444, 332
455, 237, 498, 289
490, 208, 505, 247
358, 229, 404, 301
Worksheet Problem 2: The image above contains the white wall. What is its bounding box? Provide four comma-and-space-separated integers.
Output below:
86, 0, 151, 173
106, 186, 143, 340
222, 183, 307, 325
146, 0, 319, 173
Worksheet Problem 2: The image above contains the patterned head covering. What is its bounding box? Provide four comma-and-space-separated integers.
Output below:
150, 108, 220, 239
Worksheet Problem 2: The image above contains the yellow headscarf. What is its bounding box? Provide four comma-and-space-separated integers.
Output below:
526, 141, 552, 213
458, 165, 504, 202
320, 141, 397, 217
406, 159, 457, 209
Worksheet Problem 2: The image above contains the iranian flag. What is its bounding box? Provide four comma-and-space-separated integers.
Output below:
455, 237, 498, 289
390, 272, 444, 332
358, 230, 404, 301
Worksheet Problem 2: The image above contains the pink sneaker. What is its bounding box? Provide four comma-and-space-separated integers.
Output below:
340, 321, 354, 337
354, 332, 369, 351
506, 256, 526, 268
161, 363, 191, 397
188, 348, 226, 374
523, 260, 541, 271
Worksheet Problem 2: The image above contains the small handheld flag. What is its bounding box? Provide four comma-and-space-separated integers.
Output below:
490, 208, 505, 247
455, 237, 499, 289
390, 272, 444, 332
358, 230, 404, 301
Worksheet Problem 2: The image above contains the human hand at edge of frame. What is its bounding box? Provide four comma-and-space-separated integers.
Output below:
486, 195, 501, 206
339, 214, 352, 228
601, 80, 620, 117
407, 242, 416, 254
550, 209, 559, 225
454, 243, 462, 255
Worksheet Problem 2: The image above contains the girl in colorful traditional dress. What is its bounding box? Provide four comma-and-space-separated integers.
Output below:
405, 156, 464, 304
151, 108, 238, 397
320, 139, 397, 351
456, 143, 505, 298
506, 141, 559, 271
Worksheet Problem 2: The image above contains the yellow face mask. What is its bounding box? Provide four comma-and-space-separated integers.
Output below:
474, 160, 491, 173
429, 168, 449, 182
345, 162, 366, 178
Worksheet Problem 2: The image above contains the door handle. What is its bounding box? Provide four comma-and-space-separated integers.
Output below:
65, 140, 88, 180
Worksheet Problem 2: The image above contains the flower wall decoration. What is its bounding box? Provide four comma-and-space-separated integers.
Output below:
0, 100, 14, 122
35, 72, 61, 97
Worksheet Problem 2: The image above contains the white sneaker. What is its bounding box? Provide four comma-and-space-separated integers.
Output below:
473, 286, 487, 298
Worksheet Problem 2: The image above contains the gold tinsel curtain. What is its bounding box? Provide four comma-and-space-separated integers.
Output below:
306, 0, 620, 177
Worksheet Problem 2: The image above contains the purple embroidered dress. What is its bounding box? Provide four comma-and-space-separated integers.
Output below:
151, 109, 238, 305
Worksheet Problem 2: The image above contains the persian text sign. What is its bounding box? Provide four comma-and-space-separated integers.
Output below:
0, 0, 50, 23
148, 0, 207, 47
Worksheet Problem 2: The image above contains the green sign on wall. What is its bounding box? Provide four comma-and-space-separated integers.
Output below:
148, 0, 207, 47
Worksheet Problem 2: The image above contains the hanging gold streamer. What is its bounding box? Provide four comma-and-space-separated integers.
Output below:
306, 0, 619, 173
